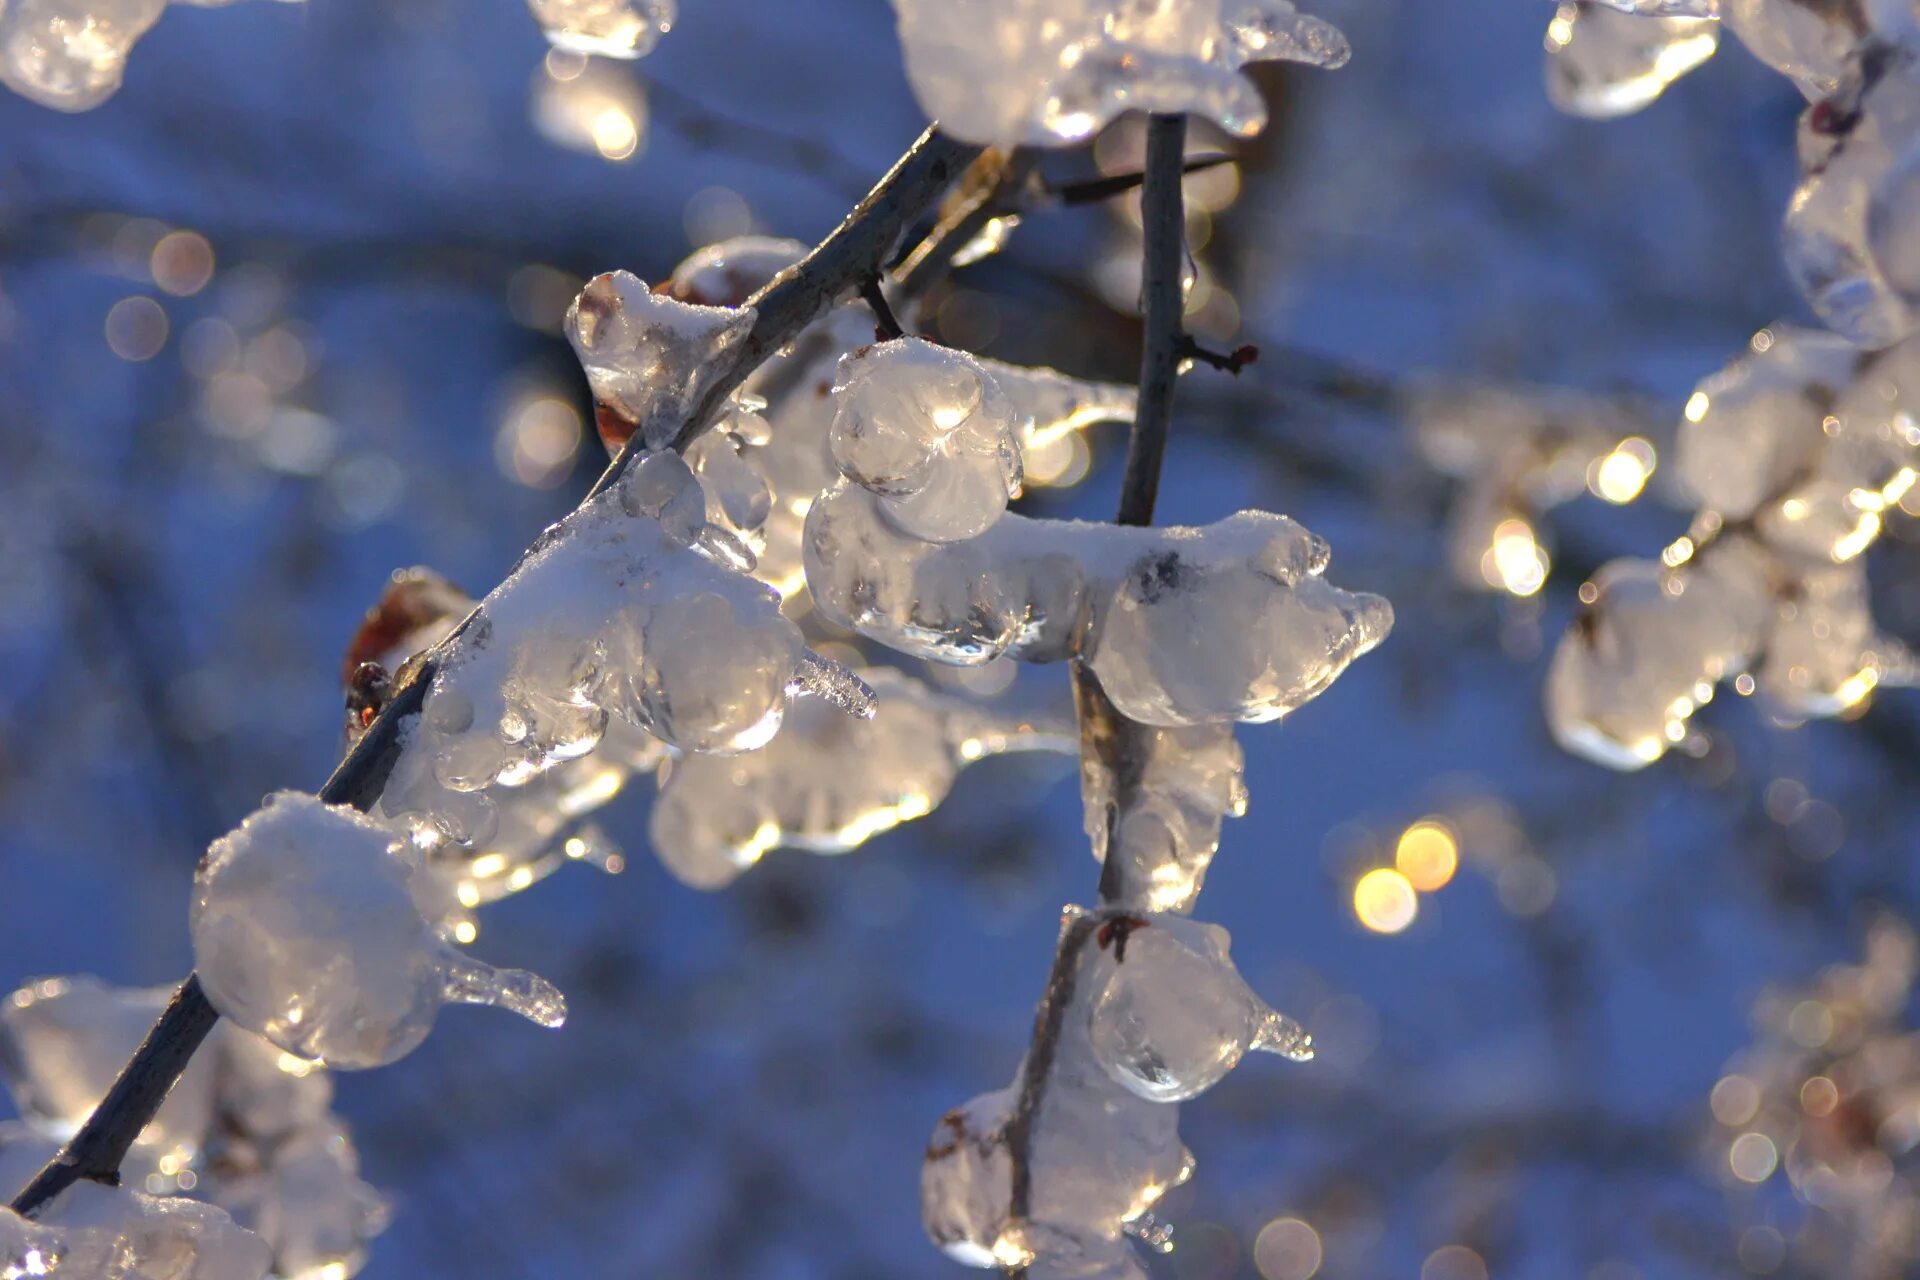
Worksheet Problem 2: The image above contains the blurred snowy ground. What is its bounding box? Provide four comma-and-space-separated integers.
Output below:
1, 0, 1918, 1277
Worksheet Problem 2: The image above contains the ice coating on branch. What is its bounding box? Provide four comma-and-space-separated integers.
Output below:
526, 0, 673, 59
831, 339, 1024, 543
1086, 916, 1310, 1102
807, 487, 1390, 724
191, 791, 566, 1069
1550, 322, 1919, 768
7, 1182, 273, 1279
0, 0, 298, 112
1721, 0, 1860, 97
1413, 382, 1657, 595
1544, 1, 1720, 119
0, 976, 385, 1279
650, 667, 1074, 888
1082, 721, 1246, 914
0, 977, 216, 1171
382, 452, 868, 848
924, 907, 1306, 1276
1785, 44, 1920, 347
210, 1122, 391, 1280
888, 0, 1349, 147
1586, 0, 1718, 14
1675, 326, 1862, 518
566, 270, 756, 452
1547, 546, 1771, 769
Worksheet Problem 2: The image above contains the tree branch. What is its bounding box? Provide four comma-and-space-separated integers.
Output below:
8, 123, 983, 1221
1004, 113, 1192, 1257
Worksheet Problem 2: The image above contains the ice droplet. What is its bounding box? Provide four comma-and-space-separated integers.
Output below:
526, 0, 674, 60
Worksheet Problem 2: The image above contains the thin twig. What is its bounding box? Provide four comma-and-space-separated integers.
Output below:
1002, 113, 1192, 1256
8, 124, 982, 1221
893, 149, 1034, 301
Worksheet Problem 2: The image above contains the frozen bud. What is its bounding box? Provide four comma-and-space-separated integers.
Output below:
217, 1122, 389, 1280
1089, 722, 1246, 914
526, 0, 673, 59
0, 0, 166, 112
0, 977, 216, 1169
1545, 1, 1719, 119
209, 1024, 334, 1142
1677, 326, 1863, 519
191, 792, 565, 1069
1721, 0, 1859, 97
686, 428, 773, 543
39, 1181, 271, 1280
1089, 512, 1392, 726
1087, 916, 1310, 1103
633, 590, 803, 752
1546, 544, 1771, 769
831, 338, 1023, 542
890, 0, 1346, 146
921, 1088, 1020, 1268
665, 236, 806, 307
565, 270, 756, 451
1759, 563, 1895, 714
1785, 47, 1920, 346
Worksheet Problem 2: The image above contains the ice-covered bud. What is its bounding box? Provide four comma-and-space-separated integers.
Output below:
1086, 916, 1310, 1103
211, 1024, 335, 1143
0, 977, 215, 1170
831, 338, 1023, 543
921, 1087, 1021, 1269
565, 270, 756, 452
0, 0, 166, 112
1721, 0, 1859, 97
1544, 1, 1720, 119
1759, 563, 1903, 715
1086, 723, 1246, 915
686, 426, 774, 552
1087, 512, 1392, 726
1785, 47, 1920, 347
35, 1181, 271, 1280
1677, 325, 1863, 518
665, 236, 806, 308
1546, 544, 1771, 769
889, 0, 1346, 147
215, 1122, 390, 1280
526, 0, 673, 59
191, 792, 566, 1069
651, 668, 1071, 888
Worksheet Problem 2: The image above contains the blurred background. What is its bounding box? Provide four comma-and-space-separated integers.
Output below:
1, 1, 1917, 1277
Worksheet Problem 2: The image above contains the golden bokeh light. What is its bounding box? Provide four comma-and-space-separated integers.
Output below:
1394, 819, 1459, 892
1253, 1217, 1322, 1280
1353, 868, 1418, 934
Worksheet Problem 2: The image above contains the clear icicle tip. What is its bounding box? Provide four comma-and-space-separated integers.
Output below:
1254, 1008, 1314, 1062
789, 651, 879, 720
438, 949, 568, 1029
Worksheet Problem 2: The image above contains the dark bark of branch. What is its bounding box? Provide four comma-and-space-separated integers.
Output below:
9, 978, 219, 1217
1005, 113, 1192, 1257
8, 124, 982, 1222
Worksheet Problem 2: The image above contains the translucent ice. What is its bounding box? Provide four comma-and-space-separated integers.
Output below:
566, 270, 756, 453
1085, 916, 1310, 1103
1546, 544, 1772, 769
1676, 325, 1863, 518
191, 791, 566, 1069
392, 451, 868, 829
650, 667, 1072, 888
0, 977, 215, 1172
1414, 382, 1656, 594
1721, 0, 1860, 97
210, 1122, 390, 1280
1759, 562, 1906, 715
526, 0, 673, 59
1785, 47, 1920, 347
1081, 721, 1246, 914
889, 0, 1349, 146
21, 1181, 271, 1279
1545, 1, 1720, 119
830, 339, 1024, 543
807, 485, 1390, 725
0, 0, 299, 112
